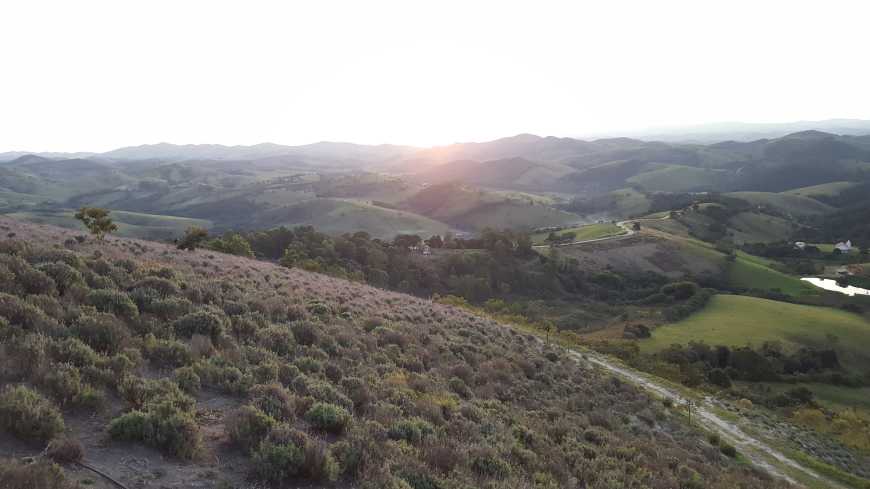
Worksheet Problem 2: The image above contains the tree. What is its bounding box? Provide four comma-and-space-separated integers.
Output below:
74, 207, 117, 240
177, 227, 209, 250
543, 321, 555, 346
425, 235, 444, 249
393, 234, 422, 249
210, 234, 254, 257
515, 233, 533, 256
632, 222, 641, 231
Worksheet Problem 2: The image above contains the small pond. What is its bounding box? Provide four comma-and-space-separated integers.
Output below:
801, 277, 870, 297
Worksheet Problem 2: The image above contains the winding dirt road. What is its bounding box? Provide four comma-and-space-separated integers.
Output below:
532, 215, 670, 249
529, 213, 847, 487
570, 349, 847, 489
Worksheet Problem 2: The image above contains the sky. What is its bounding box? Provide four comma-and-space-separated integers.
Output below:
2, 0, 869, 152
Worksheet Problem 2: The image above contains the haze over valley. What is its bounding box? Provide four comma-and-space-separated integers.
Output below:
3, 1, 870, 488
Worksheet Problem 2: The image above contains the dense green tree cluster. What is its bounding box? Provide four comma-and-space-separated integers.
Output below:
218, 226, 668, 324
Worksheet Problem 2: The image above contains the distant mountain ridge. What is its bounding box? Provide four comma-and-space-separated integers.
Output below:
4, 119, 870, 164
3, 127, 870, 206
609, 118, 870, 143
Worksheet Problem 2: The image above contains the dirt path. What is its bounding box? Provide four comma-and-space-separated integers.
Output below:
570, 350, 847, 489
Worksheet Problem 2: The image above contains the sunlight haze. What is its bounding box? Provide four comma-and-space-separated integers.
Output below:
2, 0, 869, 151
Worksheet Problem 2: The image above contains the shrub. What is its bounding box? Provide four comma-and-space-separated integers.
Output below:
306, 301, 330, 316
108, 410, 148, 440
50, 337, 99, 367
583, 427, 608, 446
42, 363, 90, 407
301, 437, 339, 482
253, 361, 278, 384
144, 336, 192, 367
18, 267, 58, 296
295, 356, 322, 374
173, 310, 225, 340
174, 366, 201, 393
252, 429, 339, 483
223, 300, 250, 317
661, 281, 698, 300
278, 364, 301, 385
252, 439, 305, 482
0, 385, 65, 442
109, 401, 201, 459
46, 437, 85, 464
250, 384, 296, 421
291, 322, 317, 346
257, 325, 295, 355
0, 264, 16, 294
305, 402, 351, 434
707, 368, 732, 388
424, 443, 460, 474
720, 443, 737, 457
141, 401, 201, 459
144, 296, 192, 320
448, 377, 472, 398
400, 470, 443, 489
71, 312, 130, 354
341, 377, 372, 411
131, 277, 180, 298
117, 376, 194, 412
302, 380, 353, 411
388, 418, 434, 444
226, 405, 276, 453
471, 450, 512, 479
87, 289, 139, 319
37, 262, 83, 296
0, 292, 59, 333
190, 334, 215, 359
0, 459, 77, 489
194, 357, 253, 395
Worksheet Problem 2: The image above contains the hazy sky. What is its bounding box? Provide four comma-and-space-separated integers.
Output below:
2, 0, 869, 152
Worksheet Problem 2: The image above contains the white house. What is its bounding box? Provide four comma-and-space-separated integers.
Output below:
834, 240, 852, 252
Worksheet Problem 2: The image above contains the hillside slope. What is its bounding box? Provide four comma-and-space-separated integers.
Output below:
0, 217, 785, 489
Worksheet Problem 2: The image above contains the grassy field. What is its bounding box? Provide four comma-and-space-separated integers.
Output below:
451, 201, 578, 232
627, 164, 723, 192
728, 212, 796, 244
402, 183, 578, 231
727, 191, 834, 217
784, 181, 859, 198
0, 190, 54, 208
642, 217, 810, 294
609, 188, 651, 217
727, 254, 815, 295
642, 295, 870, 372
6, 209, 213, 240
748, 382, 870, 412
809, 243, 862, 254
530, 222, 625, 244
263, 198, 451, 238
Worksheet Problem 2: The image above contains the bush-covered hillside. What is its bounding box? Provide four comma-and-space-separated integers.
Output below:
0, 217, 787, 489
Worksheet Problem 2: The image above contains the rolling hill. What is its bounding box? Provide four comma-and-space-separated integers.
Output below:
642, 294, 870, 373
0, 217, 784, 489
3, 128, 870, 241
401, 182, 579, 231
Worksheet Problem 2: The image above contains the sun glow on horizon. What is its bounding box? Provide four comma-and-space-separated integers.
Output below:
1, 0, 869, 152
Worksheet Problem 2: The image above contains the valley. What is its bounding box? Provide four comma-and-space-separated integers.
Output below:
2, 129, 870, 489
6, 0, 870, 486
